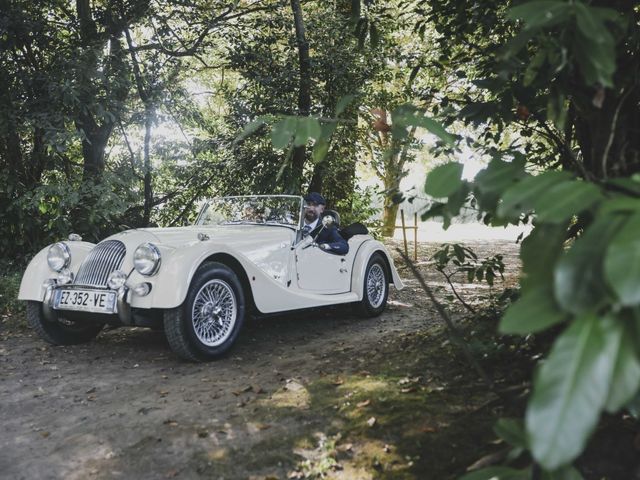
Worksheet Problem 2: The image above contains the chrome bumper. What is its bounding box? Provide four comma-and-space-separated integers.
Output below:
43, 282, 132, 325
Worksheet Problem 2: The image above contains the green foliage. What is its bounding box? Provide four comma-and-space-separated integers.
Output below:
0, 171, 132, 264
431, 243, 505, 314
424, 157, 640, 474
425, 163, 464, 199
334, 185, 382, 238
0, 270, 24, 317
394, 3, 640, 473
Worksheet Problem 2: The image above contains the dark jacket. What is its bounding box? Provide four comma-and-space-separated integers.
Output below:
311, 224, 349, 255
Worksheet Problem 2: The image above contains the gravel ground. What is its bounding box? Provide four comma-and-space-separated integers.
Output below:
0, 240, 521, 480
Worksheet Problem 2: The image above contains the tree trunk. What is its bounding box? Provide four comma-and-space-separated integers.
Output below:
142, 106, 154, 226
381, 202, 399, 237
289, 0, 311, 193
125, 27, 155, 226
75, 0, 128, 182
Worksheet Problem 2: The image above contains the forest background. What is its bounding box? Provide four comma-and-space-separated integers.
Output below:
3, 0, 640, 478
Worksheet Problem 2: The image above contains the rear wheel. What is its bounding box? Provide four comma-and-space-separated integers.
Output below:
354, 253, 389, 317
26, 301, 103, 345
164, 262, 246, 362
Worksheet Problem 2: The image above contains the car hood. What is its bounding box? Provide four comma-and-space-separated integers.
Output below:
103, 225, 295, 250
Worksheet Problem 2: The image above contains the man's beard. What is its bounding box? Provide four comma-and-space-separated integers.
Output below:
305, 210, 318, 222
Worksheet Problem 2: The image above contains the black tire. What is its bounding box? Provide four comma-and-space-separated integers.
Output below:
164, 262, 246, 362
26, 301, 103, 345
354, 253, 389, 318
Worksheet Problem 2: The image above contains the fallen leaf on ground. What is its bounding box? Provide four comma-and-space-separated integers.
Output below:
247, 422, 271, 433
337, 443, 353, 452
356, 399, 371, 408
367, 417, 376, 427
252, 385, 265, 394
332, 378, 344, 386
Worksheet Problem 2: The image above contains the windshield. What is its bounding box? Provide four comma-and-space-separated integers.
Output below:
195, 195, 303, 228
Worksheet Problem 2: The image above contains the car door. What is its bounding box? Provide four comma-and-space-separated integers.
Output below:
295, 241, 352, 293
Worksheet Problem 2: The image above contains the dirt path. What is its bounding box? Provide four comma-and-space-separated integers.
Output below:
0, 241, 521, 480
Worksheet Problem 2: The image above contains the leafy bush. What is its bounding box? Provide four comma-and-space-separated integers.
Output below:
0, 270, 24, 318
334, 184, 383, 238
431, 243, 505, 314
0, 171, 134, 264
428, 158, 640, 476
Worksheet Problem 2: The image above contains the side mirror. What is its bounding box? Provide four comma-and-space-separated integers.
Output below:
322, 215, 334, 228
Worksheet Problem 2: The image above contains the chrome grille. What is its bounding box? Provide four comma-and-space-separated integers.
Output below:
74, 240, 126, 287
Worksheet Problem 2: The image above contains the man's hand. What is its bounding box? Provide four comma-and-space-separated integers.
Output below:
319, 243, 332, 251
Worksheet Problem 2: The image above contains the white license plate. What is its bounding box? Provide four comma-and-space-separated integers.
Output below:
53, 289, 117, 314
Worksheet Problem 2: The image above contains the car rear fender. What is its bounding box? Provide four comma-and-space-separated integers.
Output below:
350, 240, 404, 300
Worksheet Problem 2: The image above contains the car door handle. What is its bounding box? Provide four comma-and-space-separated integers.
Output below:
340, 268, 348, 273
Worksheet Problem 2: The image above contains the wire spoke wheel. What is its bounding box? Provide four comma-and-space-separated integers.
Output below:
191, 279, 237, 347
366, 263, 386, 309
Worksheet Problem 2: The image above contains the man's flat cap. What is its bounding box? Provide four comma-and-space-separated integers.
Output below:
304, 192, 326, 205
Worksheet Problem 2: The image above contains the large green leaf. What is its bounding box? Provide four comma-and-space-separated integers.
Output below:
271, 116, 297, 149
498, 171, 572, 219
460, 466, 529, 480
424, 162, 464, 198
500, 285, 567, 335
526, 313, 616, 469
474, 158, 527, 195
293, 117, 321, 146
604, 213, 640, 306
311, 122, 337, 164
234, 117, 267, 144
520, 223, 568, 287
534, 181, 603, 223
391, 104, 456, 145
574, 4, 617, 87
409, 115, 456, 146
602, 316, 640, 412
507, 1, 572, 30
493, 418, 527, 448
598, 196, 640, 216
553, 215, 625, 314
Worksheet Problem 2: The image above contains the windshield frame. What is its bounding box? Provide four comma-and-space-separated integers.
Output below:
194, 195, 304, 230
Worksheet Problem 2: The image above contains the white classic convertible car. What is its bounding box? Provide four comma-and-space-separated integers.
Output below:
19, 195, 403, 361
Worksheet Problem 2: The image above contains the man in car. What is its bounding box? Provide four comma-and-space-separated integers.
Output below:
302, 192, 349, 255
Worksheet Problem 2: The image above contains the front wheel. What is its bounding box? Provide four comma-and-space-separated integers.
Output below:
26, 301, 103, 345
164, 262, 246, 362
354, 253, 389, 317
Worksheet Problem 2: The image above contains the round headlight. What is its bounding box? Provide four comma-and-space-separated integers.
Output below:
134, 243, 161, 276
47, 242, 71, 272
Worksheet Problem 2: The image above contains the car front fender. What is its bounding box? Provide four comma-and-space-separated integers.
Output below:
126, 242, 280, 310
18, 241, 96, 302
